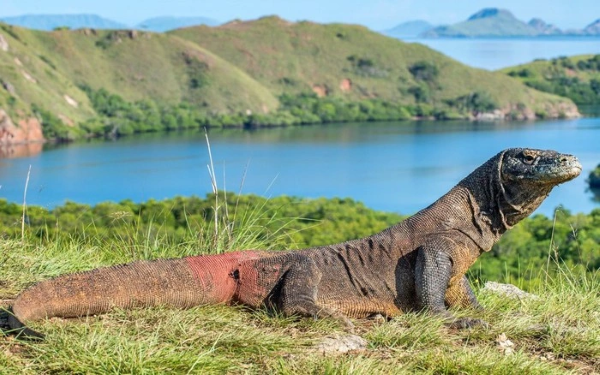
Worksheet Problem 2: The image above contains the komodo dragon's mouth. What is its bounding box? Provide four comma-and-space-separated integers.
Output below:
545, 155, 581, 184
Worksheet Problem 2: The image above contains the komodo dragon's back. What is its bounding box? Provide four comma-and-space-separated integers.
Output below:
2, 148, 582, 338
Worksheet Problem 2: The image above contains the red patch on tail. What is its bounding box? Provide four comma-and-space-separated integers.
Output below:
184, 251, 264, 304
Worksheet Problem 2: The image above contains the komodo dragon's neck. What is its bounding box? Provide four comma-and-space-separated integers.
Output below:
398, 151, 550, 253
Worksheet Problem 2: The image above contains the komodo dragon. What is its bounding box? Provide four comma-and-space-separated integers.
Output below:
1, 148, 582, 338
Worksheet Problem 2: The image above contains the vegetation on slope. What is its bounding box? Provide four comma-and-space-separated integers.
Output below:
502, 55, 600, 104
0, 194, 598, 373
0, 17, 579, 143
172, 17, 573, 116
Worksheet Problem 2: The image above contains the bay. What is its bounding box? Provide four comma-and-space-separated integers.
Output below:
0, 117, 598, 217
406, 37, 600, 70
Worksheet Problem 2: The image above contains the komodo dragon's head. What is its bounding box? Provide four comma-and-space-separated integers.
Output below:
494, 148, 581, 227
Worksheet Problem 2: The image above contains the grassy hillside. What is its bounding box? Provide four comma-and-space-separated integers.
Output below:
502, 55, 600, 104
1, 24, 278, 114
0, 18, 579, 142
172, 16, 571, 113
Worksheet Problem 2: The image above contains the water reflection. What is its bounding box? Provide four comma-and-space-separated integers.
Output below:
0, 142, 43, 159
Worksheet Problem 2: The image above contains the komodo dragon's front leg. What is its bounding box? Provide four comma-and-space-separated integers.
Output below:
415, 239, 485, 328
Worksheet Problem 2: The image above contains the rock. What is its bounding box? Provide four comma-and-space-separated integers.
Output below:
475, 110, 505, 121
0, 33, 8, 52
0, 109, 45, 146
340, 78, 352, 92
496, 333, 515, 355
311, 84, 328, 97
58, 114, 74, 127
313, 334, 368, 355
2, 80, 16, 95
482, 281, 540, 300
78, 28, 98, 36
21, 70, 37, 84
545, 102, 581, 119
64, 94, 79, 108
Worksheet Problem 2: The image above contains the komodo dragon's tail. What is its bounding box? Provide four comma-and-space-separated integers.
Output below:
3, 251, 264, 339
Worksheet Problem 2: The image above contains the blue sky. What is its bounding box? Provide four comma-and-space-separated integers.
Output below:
2, 0, 598, 30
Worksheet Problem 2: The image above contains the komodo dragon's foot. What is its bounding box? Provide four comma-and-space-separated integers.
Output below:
0, 309, 9, 331
0, 308, 44, 340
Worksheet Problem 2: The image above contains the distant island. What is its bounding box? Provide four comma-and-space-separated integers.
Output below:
0, 14, 220, 32
383, 20, 435, 38
3, 11, 599, 37
0, 14, 128, 31
387, 8, 600, 38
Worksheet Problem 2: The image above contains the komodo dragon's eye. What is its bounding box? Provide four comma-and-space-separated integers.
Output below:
521, 151, 536, 165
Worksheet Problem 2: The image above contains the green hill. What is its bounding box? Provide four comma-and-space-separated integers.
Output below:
171, 17, 576, 115
422, 8, 538, 37
0, 17, 579, 143
501, 55, 600, 104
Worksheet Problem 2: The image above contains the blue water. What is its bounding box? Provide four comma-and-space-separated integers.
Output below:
1, 118, 598, 216
407, 37, 600, 70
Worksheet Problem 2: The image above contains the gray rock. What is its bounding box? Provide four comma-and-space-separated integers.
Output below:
2, 80, 16, 95
314, 334, 368, 354
482, 281, 539, 300
0, 34, 8, 52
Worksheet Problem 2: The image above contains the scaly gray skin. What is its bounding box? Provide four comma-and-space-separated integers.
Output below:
1, 148, 582, 338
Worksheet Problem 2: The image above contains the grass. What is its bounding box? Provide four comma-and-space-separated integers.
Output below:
1, 226, 598, 374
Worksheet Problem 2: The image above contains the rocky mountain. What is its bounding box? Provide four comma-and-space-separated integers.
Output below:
0, 14, 126, 31
421, 8, 538, 37
583, 19, 600, 35
420, 8, 600, 37
527, 18, 562, 35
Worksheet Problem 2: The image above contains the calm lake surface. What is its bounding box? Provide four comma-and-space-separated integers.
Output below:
407, 37, 600, 70
1, 117, 598, 217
